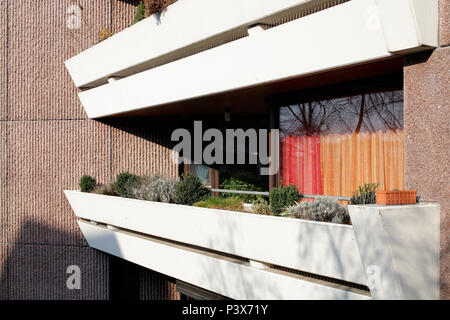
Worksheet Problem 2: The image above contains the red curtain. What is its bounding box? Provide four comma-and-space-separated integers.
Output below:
281, 135, 322, 195
282, 130, 404, 198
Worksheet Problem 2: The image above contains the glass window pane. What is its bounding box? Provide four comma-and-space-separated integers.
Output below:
280, 90, 404, 197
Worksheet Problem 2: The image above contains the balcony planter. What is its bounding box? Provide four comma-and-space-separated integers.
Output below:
64, 191, 439, 299
64, 190, 366, 283
376, 190, 417, 205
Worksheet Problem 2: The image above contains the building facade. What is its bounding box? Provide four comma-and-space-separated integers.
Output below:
0, 0, 448, 299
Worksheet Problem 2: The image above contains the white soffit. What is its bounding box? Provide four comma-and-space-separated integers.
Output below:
78, 221, 370, 300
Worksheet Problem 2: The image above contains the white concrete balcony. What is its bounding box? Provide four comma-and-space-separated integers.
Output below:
65, 190, 440, 300
65, 0, 337, 89
64, 0, 438, 119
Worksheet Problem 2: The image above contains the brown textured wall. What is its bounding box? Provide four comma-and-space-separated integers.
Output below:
0, 123, 6, 245
8, 0, 111, 120
110, 118, 178, 178
8, 244, 109, 300
140, 268, 180, 300
7, 120, 110, 246
0, 244, 7, 299
0, 0, 178, 300
441, 0, 450, 47
404, 47, 450, 300
0, 1, 6, 120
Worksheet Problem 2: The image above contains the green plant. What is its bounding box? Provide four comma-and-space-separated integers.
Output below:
114, 172, 141, 198
350, 183, 379, 205
132, 2, 146, 24
220, 177, 265, 202
132, 175, 176, 203
269, 184, 302, 216
98, 28, 113, 42
79, 175, 96, 193
174, 173, 209, 206
193, 197, 244, 212
93, 181, 117, 196
287, 197, 350, 224
251, 198, 272, 215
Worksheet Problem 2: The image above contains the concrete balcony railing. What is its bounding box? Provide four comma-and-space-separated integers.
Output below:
66, 0, 342, 89
64, 190, 440, 300
66, 0, 439, 119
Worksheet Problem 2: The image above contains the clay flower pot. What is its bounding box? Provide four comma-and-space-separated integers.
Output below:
376, 190, 417, 205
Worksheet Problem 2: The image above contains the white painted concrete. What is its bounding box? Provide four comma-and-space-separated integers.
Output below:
65, 0, 321, 88
375, 0, 438, 53
348, 203, 440, 300
66, 192, 441, 299
64, 190, 367, 285
78, 221, 370, 300
75, 0, 439, 118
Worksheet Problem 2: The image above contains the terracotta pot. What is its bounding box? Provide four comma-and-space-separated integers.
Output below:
376, 190, 417, 205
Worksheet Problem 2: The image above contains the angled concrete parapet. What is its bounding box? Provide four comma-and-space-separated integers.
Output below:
349, 203, 440, 300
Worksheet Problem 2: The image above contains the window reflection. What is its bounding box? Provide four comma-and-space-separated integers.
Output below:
280, 90, 404, 197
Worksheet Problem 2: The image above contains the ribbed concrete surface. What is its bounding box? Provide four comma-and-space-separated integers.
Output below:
111, 119, 178, 178
0, 244, 7, 299
140, 268, 180, 300
7, 244, 109, 300
0, 1, 179, 299
404, 47, 450, 300
112, 0, 140, 33
0, 1, 6, 120
7, 0, 111, 120
7, 120, 111, 246
0, 123, 6, 244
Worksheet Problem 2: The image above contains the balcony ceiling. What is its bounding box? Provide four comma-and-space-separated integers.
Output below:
105, 57, 403, 118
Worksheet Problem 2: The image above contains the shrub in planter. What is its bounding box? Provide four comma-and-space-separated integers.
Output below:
287, 197, 350, 224
251, 198, 272, 215
79, 175, 96, 193
143, 0, 176, 16
132, 175, 176, 203
193, 197, 244, 212
174, 173, 209, 206
220, 177, 265, 202
93, 181, 117, 196
133, 2, 146, 24
350, 183, 379, 205
114, 172, 141, 198
269, 184, 302, 216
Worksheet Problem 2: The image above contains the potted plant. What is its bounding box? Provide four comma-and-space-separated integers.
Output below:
375, 190, 417, 205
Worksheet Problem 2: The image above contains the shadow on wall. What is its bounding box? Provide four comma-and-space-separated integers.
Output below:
0, 220, 179, 300
99, 117, 183, 178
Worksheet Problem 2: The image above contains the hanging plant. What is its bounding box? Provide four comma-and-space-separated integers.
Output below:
143, 0, 177, 16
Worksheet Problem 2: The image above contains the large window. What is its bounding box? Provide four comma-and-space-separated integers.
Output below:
280, 88, 404, 197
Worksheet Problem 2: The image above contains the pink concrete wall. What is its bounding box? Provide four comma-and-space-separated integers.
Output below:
0, 0, 178, 300
403, 0, 450, 299
404, 47, 450, 300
